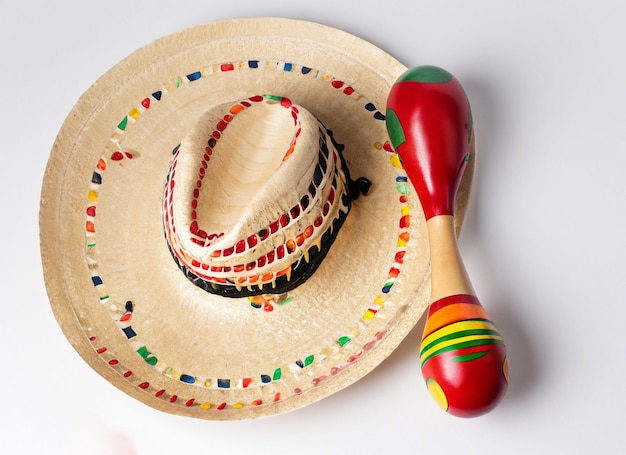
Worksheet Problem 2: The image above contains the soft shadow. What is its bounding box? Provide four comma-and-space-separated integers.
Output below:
380, 312, 426, 372
454, 72, 542, 404
488, 291, 540, 406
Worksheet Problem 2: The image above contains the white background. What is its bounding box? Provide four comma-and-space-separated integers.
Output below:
2, 1, 625, 453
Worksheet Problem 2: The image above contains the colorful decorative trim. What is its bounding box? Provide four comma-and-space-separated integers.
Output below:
419, 294, 508, 415
163, 94, 356, 297
83, 59, 412, 411
420, 295, 505, 368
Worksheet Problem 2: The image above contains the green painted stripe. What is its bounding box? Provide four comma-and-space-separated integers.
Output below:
421, 338, 505, 367
420, 328, 501, 356
451, 351, 489, 363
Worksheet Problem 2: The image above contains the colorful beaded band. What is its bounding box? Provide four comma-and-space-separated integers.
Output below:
163, 94, 356, 297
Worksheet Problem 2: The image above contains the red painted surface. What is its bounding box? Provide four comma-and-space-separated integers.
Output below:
386, 71, 471, 220
387, 67, 508, 417
421, 294, 508, 417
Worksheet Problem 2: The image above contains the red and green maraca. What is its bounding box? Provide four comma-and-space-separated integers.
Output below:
386, 66, 508, 417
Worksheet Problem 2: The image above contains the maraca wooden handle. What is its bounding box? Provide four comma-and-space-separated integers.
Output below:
386, 66, 508, 417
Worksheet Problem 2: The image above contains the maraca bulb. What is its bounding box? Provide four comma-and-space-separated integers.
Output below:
386, 66, 508, 417
420, 294, 508, 417
386, 65, 472, 220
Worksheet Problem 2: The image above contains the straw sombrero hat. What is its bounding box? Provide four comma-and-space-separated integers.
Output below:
40, 17, 473, 419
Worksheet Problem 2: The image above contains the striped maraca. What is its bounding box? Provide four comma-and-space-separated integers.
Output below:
386, 66, 508, 417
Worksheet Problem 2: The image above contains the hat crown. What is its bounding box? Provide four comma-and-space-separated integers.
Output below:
163, 95, 353, 297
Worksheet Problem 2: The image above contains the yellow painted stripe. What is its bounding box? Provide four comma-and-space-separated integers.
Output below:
420, 334, 503, 365
422, 319, 497, 348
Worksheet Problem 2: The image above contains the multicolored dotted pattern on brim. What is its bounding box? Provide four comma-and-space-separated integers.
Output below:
84, 59, 413, 411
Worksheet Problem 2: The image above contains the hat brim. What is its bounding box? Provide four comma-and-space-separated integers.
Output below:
40, 17, 474, 419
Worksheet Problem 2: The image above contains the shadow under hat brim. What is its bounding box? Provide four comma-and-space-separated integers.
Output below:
40, 17, 474, 420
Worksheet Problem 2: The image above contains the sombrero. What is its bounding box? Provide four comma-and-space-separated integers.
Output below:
40, 17, 473, 419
